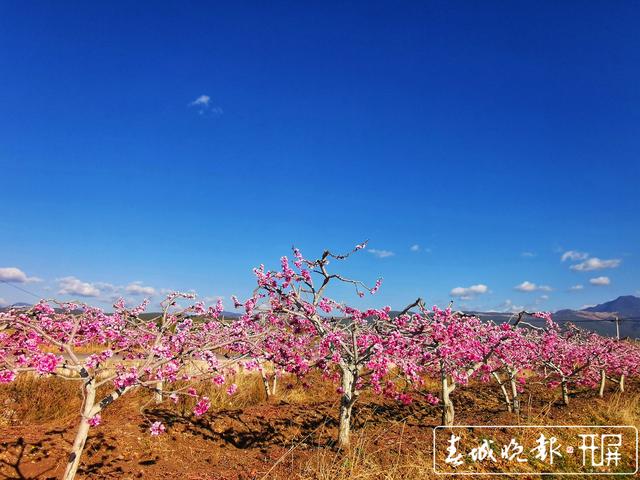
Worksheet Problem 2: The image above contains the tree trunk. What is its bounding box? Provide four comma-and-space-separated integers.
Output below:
154, 380, 163, 404
492, 372, 512, 413
337, 367, 357, 448
598, 369, 606, 397
561, 379, 569, 406
619, 374, 625, 393
260, 369, 272, 399
271, 374, 277, 396
509, 374, 520, 415
441, 373, 455, 426
62, 380, 96, 480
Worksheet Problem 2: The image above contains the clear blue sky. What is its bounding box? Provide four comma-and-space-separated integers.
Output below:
1, 1, 638, 312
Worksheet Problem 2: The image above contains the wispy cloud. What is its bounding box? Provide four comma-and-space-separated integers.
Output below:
561, 250, 589, 262
57, 276, 101, 297
450, 284, 489, 300
570, 257, 621, 271
368, 249, 395, 259
521, 252, 536, 258
0, 298, 7, 307
188, 94, 223, 116
589, 276, 611, 286
0, 267, 42, 284
514, 281, 552, 292
410, 244, 420, 252
569, 284, 584, 291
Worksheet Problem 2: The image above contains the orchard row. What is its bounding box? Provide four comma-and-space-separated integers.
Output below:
1, 243, 638, 480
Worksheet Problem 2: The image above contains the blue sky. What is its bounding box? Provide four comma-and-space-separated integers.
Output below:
1, 1, 638, 312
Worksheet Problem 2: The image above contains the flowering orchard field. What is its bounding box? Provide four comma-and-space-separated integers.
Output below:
1, 244, 639, 480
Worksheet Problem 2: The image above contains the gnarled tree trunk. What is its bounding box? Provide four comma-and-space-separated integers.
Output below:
441, 373, 455, 426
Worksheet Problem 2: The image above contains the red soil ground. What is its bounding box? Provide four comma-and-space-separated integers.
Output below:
0, 379, 637, 479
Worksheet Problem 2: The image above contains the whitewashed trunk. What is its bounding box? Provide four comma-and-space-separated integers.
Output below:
561, 379, 570, 406
598, 369, 606, 397
492, 372, 512, 413
154, 380, 163, 404
337, 368, 357, 448
62, 380, 96, 480
441, 373, 455, 426
509, 375, 520, 415
260, 369, 272, 398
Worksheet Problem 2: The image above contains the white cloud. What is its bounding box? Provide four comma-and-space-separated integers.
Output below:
368, 249, 395, 259
561, 250, 589, 262
450, 284, 489, 300
514, 281, 552, 292
0, 298, 7, 307
94, 282, 117, 292
0, 267, 42, 283
570, 257, 621, 271
57, 277, 101, 297
190, 95, 210, 106
188, 94, 223, 117
521, 252, 536, 258
589, 276, 611, 286
539, 294, 549, 301
125, 282, 156, 296
569, 284, 584, 291
410, 244, 420, 252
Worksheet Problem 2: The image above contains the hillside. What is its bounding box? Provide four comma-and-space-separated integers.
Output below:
477, 295, 640, 338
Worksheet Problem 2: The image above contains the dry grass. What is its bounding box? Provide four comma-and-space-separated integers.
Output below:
0, 376, 81, 425
295, 427, 434, 480
596, 391, 640, 426
0, 371, 323, 426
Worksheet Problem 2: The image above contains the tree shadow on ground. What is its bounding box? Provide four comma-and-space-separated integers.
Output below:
77, 431, 121, 478
144, 405, 337, 449
142, 399, 439, 452
0, 437, 58, 480
0, 426, 121, 480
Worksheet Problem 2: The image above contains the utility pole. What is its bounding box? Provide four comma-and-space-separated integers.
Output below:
614, 315, 625, 393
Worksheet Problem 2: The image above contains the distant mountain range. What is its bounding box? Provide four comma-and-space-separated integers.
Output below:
471, 295, 640, 338
583, 295, 640, 318
2, 296, 639, 338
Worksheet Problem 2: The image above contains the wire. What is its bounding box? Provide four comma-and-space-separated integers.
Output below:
0, 279, 42, 300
